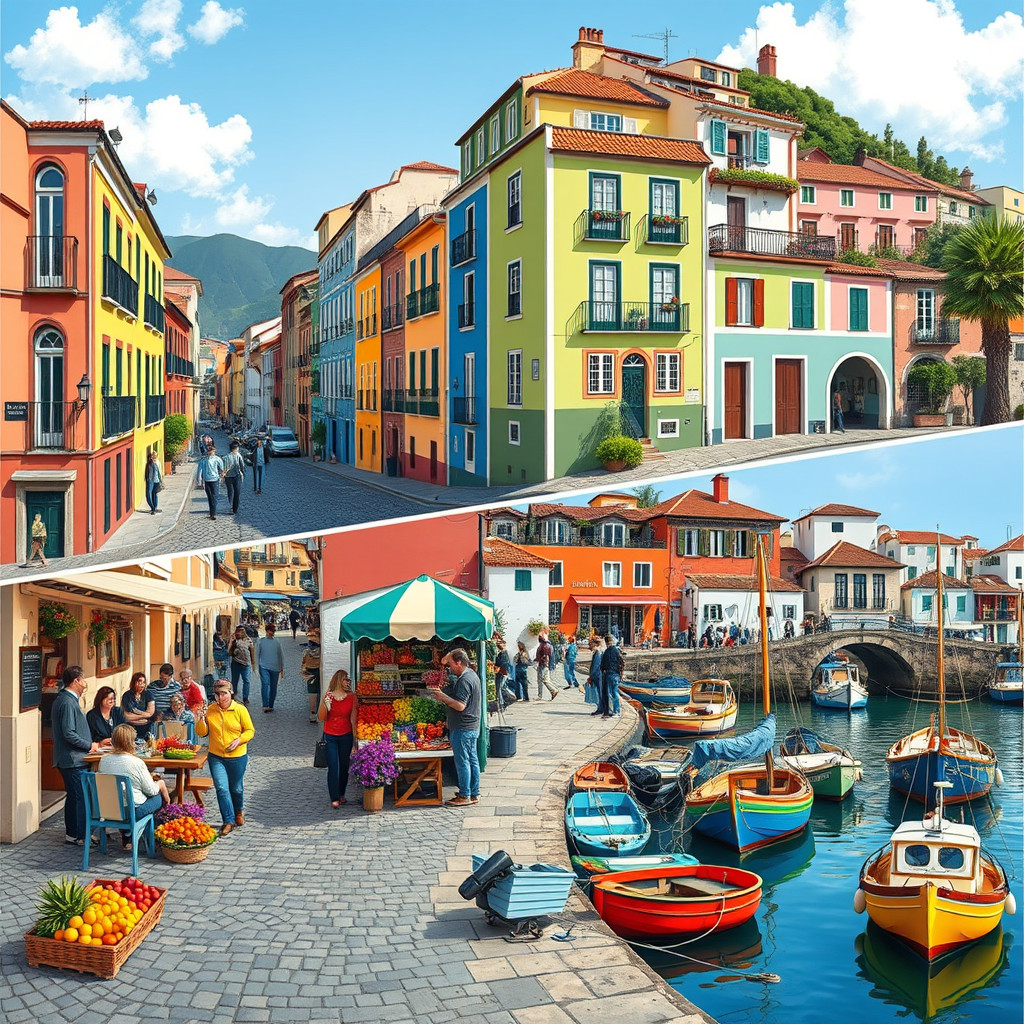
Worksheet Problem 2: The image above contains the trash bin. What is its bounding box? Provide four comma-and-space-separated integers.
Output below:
489, 725, 517, 758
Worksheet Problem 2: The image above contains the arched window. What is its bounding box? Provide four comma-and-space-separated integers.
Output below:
34, 327, 65, 446
35, 165, 65, 285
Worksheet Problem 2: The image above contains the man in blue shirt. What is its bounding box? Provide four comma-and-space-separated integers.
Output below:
196, 444, 225, 519
222, 441, 246, 514
150, 662, 182, 720
53, 666, 102, 845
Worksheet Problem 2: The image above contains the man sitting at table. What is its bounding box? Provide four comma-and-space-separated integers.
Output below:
98, 725, 170, 848
150, 663, 182, 721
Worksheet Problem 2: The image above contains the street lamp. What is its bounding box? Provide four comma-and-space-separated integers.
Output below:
74, 374, 92, 411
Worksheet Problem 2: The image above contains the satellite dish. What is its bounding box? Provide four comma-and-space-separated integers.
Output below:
147, 190, 157, 206
109, 126, 123, 145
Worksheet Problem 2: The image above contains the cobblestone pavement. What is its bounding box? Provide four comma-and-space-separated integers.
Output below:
3, 638, 711, 1024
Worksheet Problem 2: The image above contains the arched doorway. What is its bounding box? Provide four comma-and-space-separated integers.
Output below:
829, 356, 884, 430
621, 354, 647, 438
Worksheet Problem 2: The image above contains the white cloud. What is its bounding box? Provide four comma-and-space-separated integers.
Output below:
717, 0, 1024, 160
4, 5, 148, 86
215, 185, 272, 227
247, 224, 316, 249
133, 0, 185, 62
188, 1, 245, 45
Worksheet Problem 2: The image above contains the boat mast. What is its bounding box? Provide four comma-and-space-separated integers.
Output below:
936, 528, 945, 743
757, 533, 773, 786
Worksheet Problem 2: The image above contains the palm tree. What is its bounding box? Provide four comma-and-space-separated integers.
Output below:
631, 484, 662, 508
940, 216, 1024, 424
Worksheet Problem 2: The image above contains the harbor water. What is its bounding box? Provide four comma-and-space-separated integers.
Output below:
637, 695, 1023, 1024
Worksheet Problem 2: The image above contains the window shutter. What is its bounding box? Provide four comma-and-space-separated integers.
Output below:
676, 530, 685, 556
755, 129, 770, 164
725, 277, 739, 325
573, 109, 588, 129
753, 278, 765, 327
710, 119, 727, 156
622, 116, 638, 134
699, 530, 709, 556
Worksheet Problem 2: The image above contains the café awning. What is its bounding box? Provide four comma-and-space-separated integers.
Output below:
339, 574, 494, 642
22, 571, 241, 614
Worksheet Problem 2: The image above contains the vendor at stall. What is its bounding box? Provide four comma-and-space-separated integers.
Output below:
428, 649, 481, 807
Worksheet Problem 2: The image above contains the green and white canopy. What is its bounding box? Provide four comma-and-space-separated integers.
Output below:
338, 574, 495, 643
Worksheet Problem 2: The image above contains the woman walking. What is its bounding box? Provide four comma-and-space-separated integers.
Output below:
513, 642, 531, 702
562, 637, 579, 689
26, 512, 49, 567
318, 670, 359, 808
98, 725, 170, 847
252, 437, 267, 494
144, 451, 163, 514
195, 680, 255, 837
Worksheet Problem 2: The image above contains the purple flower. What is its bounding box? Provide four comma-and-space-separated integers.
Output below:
156, 801, 205, 824
350, 738, 401, 788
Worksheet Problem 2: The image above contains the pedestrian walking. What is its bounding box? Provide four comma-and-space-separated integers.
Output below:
144, 451, 163, 515
513, 642, 531, 702
53, 666, 104, 845
302, 641, 322, 721
194, 680, 255, 837
256, 624, 285, 712
534, 632, 559, 700
611, 622, 621, 646
599, 634, 624, 719
562, 637, 579, 689
25, 512, 48, 567
195, 444, 224, 519
252, 437, 267, 494
494, 639, 513, 708
833, 387, 846, 433
585, 636, 604, 708
227, 624, 256, 705
222, 441, 246, 514
289, 607, 302, 639
430, 649, 481, 806
318, 670, 358, 808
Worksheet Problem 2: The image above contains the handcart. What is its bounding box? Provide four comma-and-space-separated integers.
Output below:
459, 851, 575, 941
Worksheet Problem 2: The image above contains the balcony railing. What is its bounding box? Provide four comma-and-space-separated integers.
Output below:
708, 224, 836, 260
405, 389, 439, 417
25, 400, 76, 450
26, 235, 78, 290
580, 300, 690, 333
582, 209, 630, 242
641, 215, 688, 246
382, 303, 404, 331
249, 552, 288, 565
165, 352, 195, 377
407, 284, 440, 320
451, 229, 477, 266
102, 395, 137, 438
101, 255, 139, 316
383, 390, 405, 413
144, 294, 166, 334
977, 608, 1017, 621
508, 526, 666, 549
145, 394, 165, 425
458, 302, 475, 329
911, 319, 960, 345
727, 154, 752, 170
452, 396, 477, 425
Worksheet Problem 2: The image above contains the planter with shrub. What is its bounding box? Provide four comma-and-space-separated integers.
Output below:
595, 435, 644, 471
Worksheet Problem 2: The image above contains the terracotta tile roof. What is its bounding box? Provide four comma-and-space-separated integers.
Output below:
685, 572, 804, 594
878, 530, 965, 546
874, 258, 947, 282
962, 548, 989, 561
486, 507, 528, 520
528, 502, 652, 523
796, 162, 922, 189
401, 160, 458, 174
988, 534, 1024, 555
165, 296, 190, 318
780, 547, 811, 575
29, 119, 105, 130
791, 503, 880, 523
605, 44, 664, 63
801, 541, 905, 571
482, 537, 554, 569
861, 156, 989, 205
526, 68, 669, 107
901, 569, 970, 590
550, 127, 709, 165
703, 97, 805, 124
825, 262, 893, 278
164, 265, 200, 281
970, 574, 1020, 593
651, 488, 785, 523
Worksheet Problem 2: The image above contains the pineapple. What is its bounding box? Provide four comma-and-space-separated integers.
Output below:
34, 876, 91, 938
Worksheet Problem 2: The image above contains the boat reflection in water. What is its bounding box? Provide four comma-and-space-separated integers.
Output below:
856, 921, 1010, 1020
810, 797, 866, 837
686, 825, 816, 891
644, 918, 764, 983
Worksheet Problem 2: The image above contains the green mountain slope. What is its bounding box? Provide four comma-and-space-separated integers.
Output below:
165, 233, 316, 340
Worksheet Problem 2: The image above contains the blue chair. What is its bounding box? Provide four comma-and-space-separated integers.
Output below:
153, 719, 197, 745
80, 773, 156, 877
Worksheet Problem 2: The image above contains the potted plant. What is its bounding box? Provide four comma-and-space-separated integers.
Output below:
526, 618, 546, 637
163, 414, 191, 474
350, 737, 401, 812
38, 602, 80, 643
87, 611, 111, 652
907, 360, 957, 427
310, 420, 327, 462
595, 435, 644, 472
660, 295, 680, 312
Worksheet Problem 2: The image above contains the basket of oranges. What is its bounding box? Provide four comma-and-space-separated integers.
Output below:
154, 815, 218, 863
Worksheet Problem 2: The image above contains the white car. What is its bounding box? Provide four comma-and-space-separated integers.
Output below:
268, 426, 301, 456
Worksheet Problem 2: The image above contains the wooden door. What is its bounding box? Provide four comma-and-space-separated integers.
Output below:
775, 359, 802, 435
26, 491, 64, 559
723, 362, 747, 440
726, 196, 746, 250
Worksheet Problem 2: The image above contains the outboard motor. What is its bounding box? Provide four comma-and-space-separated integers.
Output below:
458, 850, 514, 900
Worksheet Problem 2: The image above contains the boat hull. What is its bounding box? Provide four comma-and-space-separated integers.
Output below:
647, 705, 737, 737
570, 761, 630, 794
776, 753, 859, 801
811, 683, 868, 710
887, 730, 997, 806
565, 791, 651, 858
590, 865, 763, 940
619, 683, 691, 706
988, 686, 1023, 705
572, 853, 698, 878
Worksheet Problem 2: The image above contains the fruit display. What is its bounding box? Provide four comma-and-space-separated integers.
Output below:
155, 815, 217, 849
392, 696, 446, 726
154, 736, 198, 757
356, 671, 403, 696
33, 876, 157, 945
356, 701, 395, 741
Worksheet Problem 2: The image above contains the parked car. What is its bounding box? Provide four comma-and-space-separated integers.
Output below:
267, 426, 301, 456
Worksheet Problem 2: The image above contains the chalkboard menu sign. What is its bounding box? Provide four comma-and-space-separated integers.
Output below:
5, 401, 28, 421
20, 646, 43, 711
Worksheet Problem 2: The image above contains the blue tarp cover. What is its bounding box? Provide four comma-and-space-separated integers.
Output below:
690, 714, 777, 772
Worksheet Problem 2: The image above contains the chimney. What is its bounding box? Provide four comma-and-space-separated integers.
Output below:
959, 166, 974, 191
712, 474, 729, 503
853, 148, 867, 166
757, 43, 777, 77
572, 26, 606, 72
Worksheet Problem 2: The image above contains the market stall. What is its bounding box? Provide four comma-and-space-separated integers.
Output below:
338, 575, 495, 804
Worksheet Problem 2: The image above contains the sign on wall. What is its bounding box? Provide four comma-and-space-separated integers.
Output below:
19, 646, 43, 711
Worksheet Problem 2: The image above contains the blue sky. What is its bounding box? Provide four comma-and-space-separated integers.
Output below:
3, 1, 1021, 249
551, 425, 1024, 548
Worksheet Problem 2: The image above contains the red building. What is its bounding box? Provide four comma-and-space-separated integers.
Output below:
164, 297, 193, 418
380, 246, 406, 477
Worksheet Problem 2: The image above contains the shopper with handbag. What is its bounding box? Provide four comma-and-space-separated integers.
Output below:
317, 670, 358, 808
144, 451, 163, 515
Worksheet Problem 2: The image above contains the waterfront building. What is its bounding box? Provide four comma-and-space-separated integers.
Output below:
974, 535, 1024, 588
875, 528, 972, 582
970, 575, 1021, 644
792, 503, 881, 561
798, 541, 903, 628
900, 569, 986, 634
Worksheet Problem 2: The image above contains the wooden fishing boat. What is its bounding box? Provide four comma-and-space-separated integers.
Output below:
810, 652, 868, 710
590, 864, 763, 940
564, 789, 650, 858
645, 680, 737, 738
989, 661, 1023, 705
619, 677, 691, 706
571, 852, 698, 878
777, 727, 861, 801
887, 543, 999, 807
855, 781, 1015, 960
684, 535, 813, 853
620, 746, 693, 811
571, 761, 630, 794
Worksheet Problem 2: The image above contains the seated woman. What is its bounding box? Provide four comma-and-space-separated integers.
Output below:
121, 672, 155, 740
178, 669, 207, 711
86, 686, 121, 745
97, 724, 170, 848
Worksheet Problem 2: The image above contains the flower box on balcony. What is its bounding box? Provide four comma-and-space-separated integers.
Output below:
592, 210, 626, 222
651, 215, 683, 226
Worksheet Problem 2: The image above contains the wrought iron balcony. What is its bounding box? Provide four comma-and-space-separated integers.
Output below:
382, 303, 404, 331
165, 352, 195, 377
581, 209, 630, 242
145, 394, 165, 425
25, 401, 76, 450
452, 396, 477, 425
708, 224, 836, 260
144, 294, 165, 334
451, 229, 477, 266
727, 154, 752, 170
101, 255, 139, 316
911, 319, 960, 345
383, 390, 405, 413
641, 215, 688, 246
405, 389, 440, 417
26, 235, 78, 290
514, 525, 666, 549
458, 302, 475, 329
102, 395, 137, 438
579, 300, 690, 333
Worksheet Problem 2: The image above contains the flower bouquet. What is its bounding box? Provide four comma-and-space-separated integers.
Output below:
155, 802, 205, 825
350, 737, 401, 811
87, 611, 112, 650
154, 736, 198, 759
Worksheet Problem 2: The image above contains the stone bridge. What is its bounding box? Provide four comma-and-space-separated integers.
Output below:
620, 628, 1008, 700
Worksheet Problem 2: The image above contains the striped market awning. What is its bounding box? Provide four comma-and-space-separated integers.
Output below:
338, 575, 495, 643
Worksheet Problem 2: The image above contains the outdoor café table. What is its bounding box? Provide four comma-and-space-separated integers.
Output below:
393, 748, 453, 807
84, 749, 209, 805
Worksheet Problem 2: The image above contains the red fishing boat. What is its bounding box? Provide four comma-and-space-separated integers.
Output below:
590, 864, 763, 940
571, 761, 630, 794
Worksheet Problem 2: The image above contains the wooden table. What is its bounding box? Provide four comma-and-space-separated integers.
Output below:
84, 750, 209, 805
393, 749, 453, 807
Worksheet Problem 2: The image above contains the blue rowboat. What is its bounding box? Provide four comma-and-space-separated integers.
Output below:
989, 662, 1023, 705
886, 721, 998, 806
565, 789, 651, 858
619, 678, 692, 706
469, 855, 575, 919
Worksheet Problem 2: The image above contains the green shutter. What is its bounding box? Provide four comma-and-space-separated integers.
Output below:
710, 119, 727, 156
698, 530, 709, 556
676, 530, 685, 556
849, 288, 868, 331
792, 282, 814, 329
755, 129, 770, 164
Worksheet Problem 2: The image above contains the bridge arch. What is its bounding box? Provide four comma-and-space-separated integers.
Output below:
817, 642, 916, 693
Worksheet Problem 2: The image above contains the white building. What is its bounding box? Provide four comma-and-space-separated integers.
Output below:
976, 535, 1024, 587
900, 570, 983, 636
682, 573, 804, 640
791, 503, 880, 562
481, 537, 552, 652
239, 317, 281, 428
875, 528, 971, 583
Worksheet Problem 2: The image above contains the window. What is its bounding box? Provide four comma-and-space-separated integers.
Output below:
508, 421, 520, 445
700, 66, 717, 82
703, 604, 723, 621
876, 224, 894, 249
708, 530, 726, 556
602, 523, 625, 547
655, 352, 680, 392
721, 71, 731, 87
514, 569, 532, 591
834, 574, 849, 608
955, 594, 967, 614
587, 353, 614, 394
968, 206, 976, 219
264, 569, 274, 586
791, 281, 815, 329
831, 522, 844, 533
590, 172, 620, 218
680, 529, 699, 556
878, 192, 893, 210
915, 195, 928, 212
507, 260, 521, 317
849, 287, 868, 331
916, 290, 935, 335
853, 573, 867, 609
782, 604, 797, 620
650, 265, 679, 325
505, 98, 518, 142
490, 116, 500, 155
922, 593, 933, 613
634, 562, 653, 588
461, 142, 469, 176
492, 519, 515, 541
800, 220, 818, 236
709, 118, 727, 156
800, 186, 816, 204
548, 601, 562, 625
1016, 343, 1024, 361
603, 562, 622, 587
507, 350, 522, 405
475, 127, 484, 166
733, 531, 750, 557
34, 165, 65, 283
908, 566, 918, 580
840, 189, 854, 207
549, 561, 563, 587
587, 111, 623, 133
544, 519, 567, 544
97, 618, 132, 675
507, 172, 522, 228
589, 262, 620, 329
725, 277, 762, 327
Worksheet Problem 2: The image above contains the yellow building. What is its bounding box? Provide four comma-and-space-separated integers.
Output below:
354, 263, 381, 471
224, 541, 315, 601
975, 185, 1024, 225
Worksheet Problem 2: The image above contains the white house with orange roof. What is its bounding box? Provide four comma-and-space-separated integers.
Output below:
481, 536, 553, 650
901, 569, 985, 637
798, 540, 904, 627
791, 503, 880, 561
976, 535, 1024, 587
875, 528, 972, 583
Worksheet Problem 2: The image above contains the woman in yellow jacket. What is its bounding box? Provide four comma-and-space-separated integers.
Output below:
195, 679, 255, 836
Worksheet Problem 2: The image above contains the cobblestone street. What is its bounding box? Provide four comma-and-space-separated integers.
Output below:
2, 636, 709, 1024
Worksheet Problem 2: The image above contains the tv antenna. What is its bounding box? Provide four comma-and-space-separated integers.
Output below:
633, 27, 677, 64
78, 91, 93, 120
